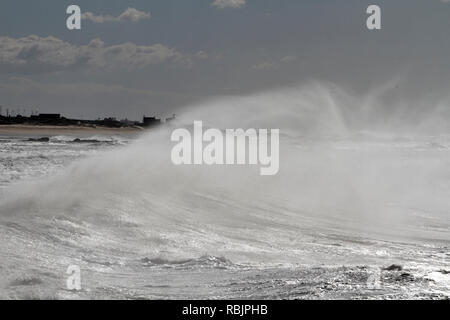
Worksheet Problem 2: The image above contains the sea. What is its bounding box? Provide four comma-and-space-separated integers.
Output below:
0, 87, 449, 299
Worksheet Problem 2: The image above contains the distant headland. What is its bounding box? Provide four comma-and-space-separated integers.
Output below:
0, 112, 176, 129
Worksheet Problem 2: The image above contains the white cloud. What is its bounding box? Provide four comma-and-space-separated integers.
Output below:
195, 51, 208, 59
82, 7, 151, 23
212, 0, 246, 9
0, 35, 184, 73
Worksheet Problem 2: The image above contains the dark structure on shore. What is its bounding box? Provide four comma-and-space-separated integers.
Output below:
142, 116, 161, 128
0, 112, 176, 129
141, 114, 176, 127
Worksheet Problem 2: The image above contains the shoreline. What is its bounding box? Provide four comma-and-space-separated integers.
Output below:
0, 124, 144, 137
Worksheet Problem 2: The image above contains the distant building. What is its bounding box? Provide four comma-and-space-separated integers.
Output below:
165, 114, 176, 123
37, 113, 61, 120
142, 116, 161, 127
120, 118, 137, 126
0, 107, 170, 128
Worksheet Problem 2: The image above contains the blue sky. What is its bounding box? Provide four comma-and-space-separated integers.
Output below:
0, 0, 449, 120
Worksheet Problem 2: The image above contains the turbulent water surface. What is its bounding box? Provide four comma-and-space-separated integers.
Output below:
1, 87, 450, 299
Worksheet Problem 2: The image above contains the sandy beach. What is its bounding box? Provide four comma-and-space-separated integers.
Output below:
0, 124, 144, 137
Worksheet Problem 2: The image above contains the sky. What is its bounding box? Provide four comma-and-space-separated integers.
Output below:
0, 0, 449, 121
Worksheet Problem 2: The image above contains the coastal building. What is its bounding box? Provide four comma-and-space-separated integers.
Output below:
37, 113, 61, 120
166, 114, 176, 123
142, 116, 161, 127
0, 107, 169, 129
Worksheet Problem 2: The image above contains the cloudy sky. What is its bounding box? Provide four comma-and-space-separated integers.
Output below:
0, 0, 449, 120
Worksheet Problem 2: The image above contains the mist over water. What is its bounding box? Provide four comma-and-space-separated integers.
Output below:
0, 82, 449, 299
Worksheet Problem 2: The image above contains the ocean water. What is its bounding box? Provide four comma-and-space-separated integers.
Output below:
0, 85, 449, 299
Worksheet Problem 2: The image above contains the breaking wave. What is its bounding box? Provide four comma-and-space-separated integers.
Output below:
0, 82, 449, 298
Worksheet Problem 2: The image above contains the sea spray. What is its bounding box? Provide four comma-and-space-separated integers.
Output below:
0, 82, 449, 266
